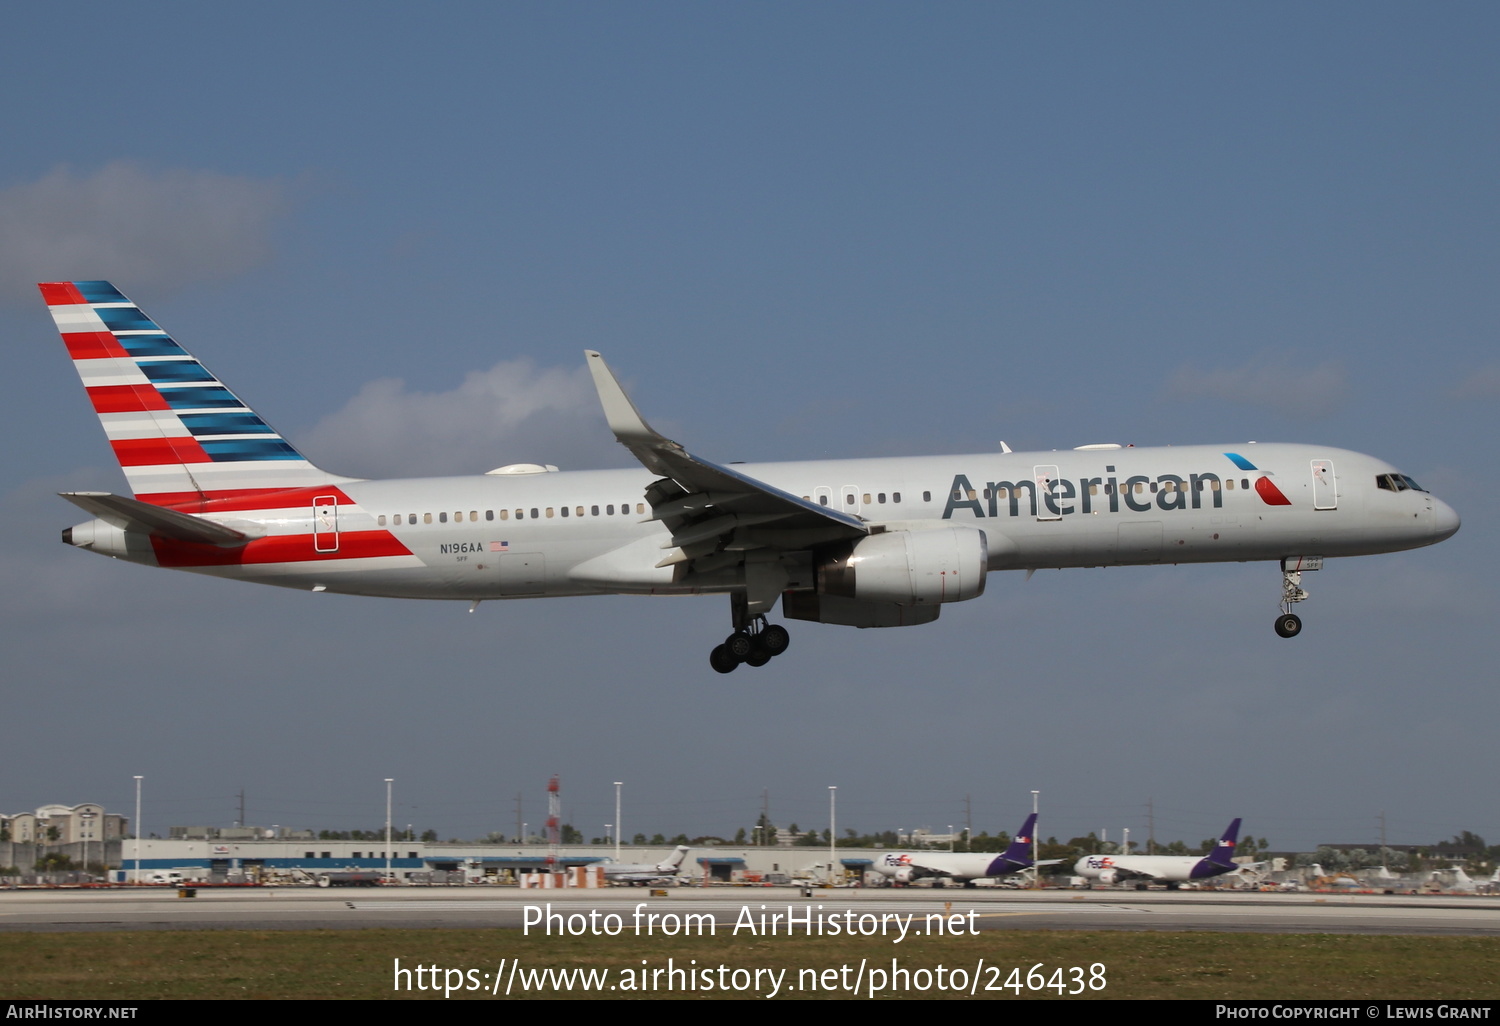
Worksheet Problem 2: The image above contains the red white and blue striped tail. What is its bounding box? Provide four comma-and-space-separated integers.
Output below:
40, 281, 352, 509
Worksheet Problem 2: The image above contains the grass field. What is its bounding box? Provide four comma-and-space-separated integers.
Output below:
2, 930, 1497, 1000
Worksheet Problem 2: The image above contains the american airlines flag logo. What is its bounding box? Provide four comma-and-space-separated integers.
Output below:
489, 541, 509, 552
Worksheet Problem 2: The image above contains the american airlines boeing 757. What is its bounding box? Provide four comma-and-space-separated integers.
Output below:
44, 281, 1460, 672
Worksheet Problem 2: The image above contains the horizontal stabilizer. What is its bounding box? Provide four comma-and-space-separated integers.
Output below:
60, 491, 259, 547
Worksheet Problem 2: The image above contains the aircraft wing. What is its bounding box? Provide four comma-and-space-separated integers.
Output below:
586, 352, 868, 609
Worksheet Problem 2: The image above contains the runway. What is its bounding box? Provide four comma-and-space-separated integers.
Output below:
2, 886, 1497, 935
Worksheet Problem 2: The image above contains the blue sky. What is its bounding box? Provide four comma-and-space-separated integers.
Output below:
1, 3, 1495, 851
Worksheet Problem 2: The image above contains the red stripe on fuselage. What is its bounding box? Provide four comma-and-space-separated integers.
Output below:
111, 436, 211, 467
151, 530, 413, 567
38, 282, 86, 306
152, 486, 356, 514
62, 331, 130, 360
87, 383, 172, 414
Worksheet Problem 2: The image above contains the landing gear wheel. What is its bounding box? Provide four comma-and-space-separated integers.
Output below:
1274, 613, 1302, 638
709, 644, 739, 674
725, 631, 753, 659
744, 641, 773, 667
760, 623, 790, 655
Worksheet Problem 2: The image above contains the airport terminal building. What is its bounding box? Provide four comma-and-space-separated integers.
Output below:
108, 836, 865, 886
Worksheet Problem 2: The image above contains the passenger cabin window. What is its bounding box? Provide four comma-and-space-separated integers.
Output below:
408, 514, 417, 524
532, 508, 540, 519
607, 504, 615, 515
423, 513, 433, 524
893, 492, 901, 503
819, 496, 828, 506
877, 493, 886, 503
922, 491, 930, 503
486, 510, 495, 521
439, 512, 448, 523
378, 515, 386, 526
591, 505, 600, 516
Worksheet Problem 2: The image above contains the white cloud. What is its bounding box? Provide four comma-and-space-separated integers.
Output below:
1162, 353, 1347, 416
0, 162, 288, 306
1451, 364, 1500, 400
298, 358, 631, 478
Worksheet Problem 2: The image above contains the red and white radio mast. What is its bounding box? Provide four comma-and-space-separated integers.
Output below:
546, 774, 561, 870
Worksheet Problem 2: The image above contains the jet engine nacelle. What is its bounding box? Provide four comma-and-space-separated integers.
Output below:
817, 526, 988, 605
1095, 869, 1118, 886
893, 867, 917, 885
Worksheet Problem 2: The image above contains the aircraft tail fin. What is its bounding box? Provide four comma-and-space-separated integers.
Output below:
1206, 818, 1243, 869
41, 281, 350, 509
657, 845, 691, 872
993, 812, 1039, 870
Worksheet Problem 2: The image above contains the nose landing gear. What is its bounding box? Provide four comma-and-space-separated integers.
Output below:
1274, 557, 1318, 638
710, 617, 791, 673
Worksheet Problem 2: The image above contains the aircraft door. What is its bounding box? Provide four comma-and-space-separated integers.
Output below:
313, 495, 339, 553
1311, 460, 1337, 509
1034, 465, 1062, 520
814, 486, 833, 509
840, 486, 860, 516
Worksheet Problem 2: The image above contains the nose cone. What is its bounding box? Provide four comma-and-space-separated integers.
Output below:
1433, 499, 1461, 542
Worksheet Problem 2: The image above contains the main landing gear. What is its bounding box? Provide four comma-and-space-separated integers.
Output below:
710, 617, 790, 674
1274, 559, 1313, 638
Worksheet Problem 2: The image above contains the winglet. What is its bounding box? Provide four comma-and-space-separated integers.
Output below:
585, 351, 684, 476
585, 351, 666, 448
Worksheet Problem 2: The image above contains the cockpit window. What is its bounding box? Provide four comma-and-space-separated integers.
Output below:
1376, 474, 1427, 493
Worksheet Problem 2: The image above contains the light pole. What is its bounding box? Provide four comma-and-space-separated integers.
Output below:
828, 786, 837, 887
1030, 790, 1040, 889
133, 776, 143, 885
614, 782, 623, 860
384, 779, 394, 884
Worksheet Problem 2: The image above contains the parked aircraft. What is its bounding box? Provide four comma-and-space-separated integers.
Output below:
870, 813, 1057, 886
1074, 818, 1247, 888
44, 281, 1460, 671
600, 845, 691, 884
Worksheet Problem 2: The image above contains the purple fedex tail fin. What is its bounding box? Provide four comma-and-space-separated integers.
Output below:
983, 812, 1039, 876
1189, 818, 1243, 879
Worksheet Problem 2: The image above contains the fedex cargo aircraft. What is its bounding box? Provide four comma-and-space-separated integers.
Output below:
44, 281, 1460, 671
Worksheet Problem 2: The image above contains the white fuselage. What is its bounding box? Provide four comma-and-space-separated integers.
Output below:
91, 442, 1454, 602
